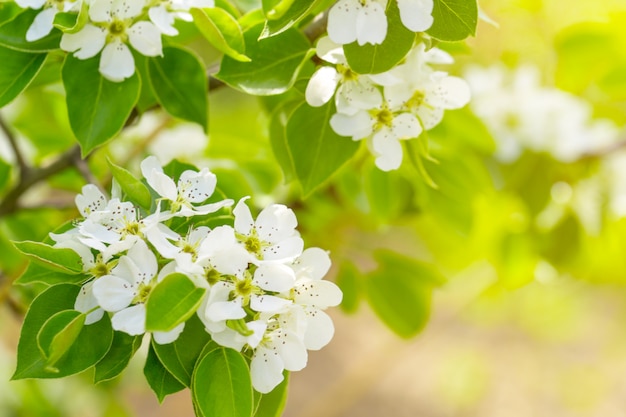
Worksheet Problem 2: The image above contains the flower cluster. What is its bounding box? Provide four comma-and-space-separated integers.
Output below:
51, 156, 342, 393
465, 65, 618, 163
306, 38, 471, 171
17, 0, 213, 81
327, 0, 434, 46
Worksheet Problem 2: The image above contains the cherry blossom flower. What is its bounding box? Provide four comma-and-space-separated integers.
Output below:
16, 0, 79, 41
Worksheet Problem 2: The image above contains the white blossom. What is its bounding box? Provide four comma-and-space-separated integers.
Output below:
16, 0, 79, 41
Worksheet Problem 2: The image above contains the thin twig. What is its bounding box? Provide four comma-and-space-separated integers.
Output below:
0, 113, 30, 176
0, 145, 82, 217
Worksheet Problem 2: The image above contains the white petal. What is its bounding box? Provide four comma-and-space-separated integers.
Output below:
251, 346, 284, 394
327, 0, 358, 45
128, 21, 163, 57
93, 275, 136, 312
211, 244, 252, 277
127, 239, 158, 281
370, 128, 403, 171
177, 199, 234, 217
253, 263, 296, 292
250, 295, 292, 313
54, 239, 94, 271
356, 2, 387, 45
391, 112, 422, 139
306, 67, 340, 107
141, 157, 178, 201
15, 0, 46, 8
199, 225, 237, 256
275, 331, 307, 371
75, 281, 104, 325
293, 247, 331, 280
336, 79, 382, 113
111, 304, 146, 336
88, 0, 112, 22
425, 74, 471, 109
113, 0, 144, 19
262, 236, 304, 262
153, 322, 185, 344
256, 204, 297, 243
211, 327, 247, 351
416, 105, 444, 129
233, 197, 254, 235
60, 24, 106, 59
206, 298, 246, 322
303, 309, 335, 350
178, 169, 217, 203
314, 36, 345, 64
295, 279, 343, 308
99, 40, 135, 82
149, 5, 179, 36
384, 84, 414, 109
397, 0, 434, 32
26, 8, 57, 42
78, 219, 119, 244
330, 111, 373, 140
76, 184, 108, 217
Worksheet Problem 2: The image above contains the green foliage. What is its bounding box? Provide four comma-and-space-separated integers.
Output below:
107, 159, 152, 210
62, 55, 140, 155
427, 0, 478, 41
343, 0, 415, 74
254, 374, 289, 417
12, 241, 83, 274
144, 343, 186, 402
147, 46, 209, 130
192, 7, 250, 62
0, 46, 45, 107
365, 250, 445, 338
284, 101, 360, 196
0, 10, 61, 52
261, 0, 317, 38
94, 332, 142, 383
145, 273, 206, 332
216, 24, 312, 95
13, 284, 113, 379
36, 310, 85, 372
192, 348, 254, 417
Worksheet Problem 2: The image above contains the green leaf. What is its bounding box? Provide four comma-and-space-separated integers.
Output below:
15, 262, 88, 286
62, 54, 140, 155
0, 46, 46, 107
0, 10, 61, 52
12, 240, 83, 274
268, 101, 298, 182
343, 0, 415, 74
192, 348, 253, 417
152, 314, 212, 387
53, 1, 88, 33
365, 250, 445, 338
144, 343, 185, 402
147, 46, 208, 129
426, 0, 478, 42
13, 284, 114, 379
260, 0, 317, 38
145, 273, 206, 332
285, 101, 360, 196
254, 373, 289, 417
216, 24, 312, 95
336, 261, 361, 314
94, 332, 142, 383
107, 158, 152, 210
36, 310, 85, 372
191, 7, 250, 62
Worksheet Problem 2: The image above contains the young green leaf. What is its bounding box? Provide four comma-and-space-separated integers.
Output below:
62, 54, 140, 155
216, 24, 312, 95
107, 158, 152, 210
365, 250, 445, 338
53, 1, 88, 33
94, 332, 142, 383
426, 0, 478, 41
145, 273, 206, 332
0, 46, 46, 107
144, 343, 185, 402
285, 101, 360, 196
0, 9, 61, 52
254, 373, 289, 417
192, 348, 254, 417
260, 0, 317, 38
268, 101, 298, 182
36, 310, 85, 372
13, 284, 113, 379
147, 46, 209, 130
191, 7, 250, 62
152, 315, 212, 387
15, 262, 88, 286
343, 0, 415, 74
12, 240, 83, 274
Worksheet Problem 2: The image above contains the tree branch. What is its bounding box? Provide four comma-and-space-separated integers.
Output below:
0, 145, 82, 217
0, 113, 30, 176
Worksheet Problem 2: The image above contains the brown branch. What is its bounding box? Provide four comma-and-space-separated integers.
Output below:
0, 145, 82, 217
0, 114, 30, 176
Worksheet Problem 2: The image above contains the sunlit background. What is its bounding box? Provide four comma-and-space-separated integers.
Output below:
2, 0, 626, 416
